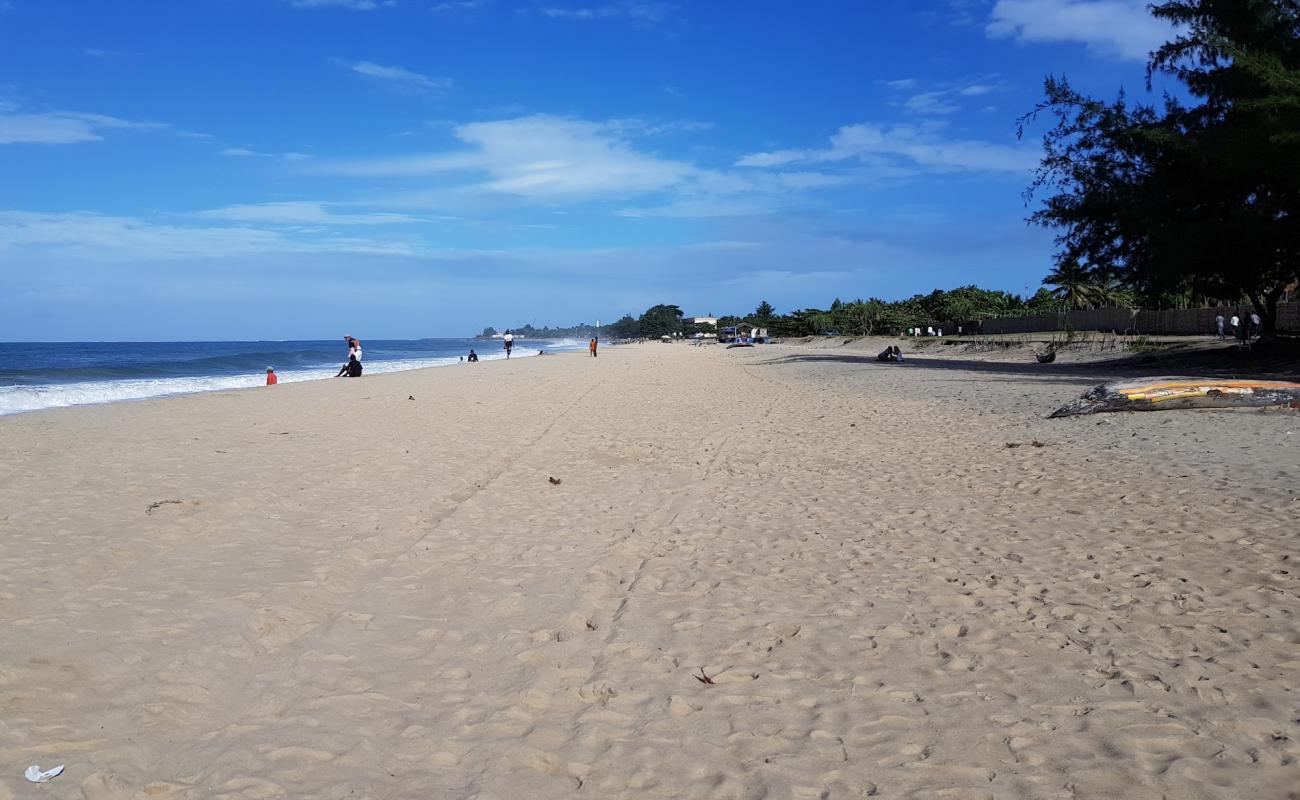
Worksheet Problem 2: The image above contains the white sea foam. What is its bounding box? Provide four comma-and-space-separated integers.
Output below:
0, 348, 552, 416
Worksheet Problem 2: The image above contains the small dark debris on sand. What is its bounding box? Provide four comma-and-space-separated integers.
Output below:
146, 499, 186, 515
548, 476, 562, 485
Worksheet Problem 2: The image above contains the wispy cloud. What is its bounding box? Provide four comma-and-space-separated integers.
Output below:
0, 108, 163, 145
882, 77, 1006, 117
0, 211, 421, 260
431, 0, 490, 14
318, 115, 693, 198
289, 0, 395, 9
312, 114, 847, 218
538, 1, 675, 23
219, 146, 313, 161
197, 201, 423, 226
903, 91, 959, 116
736, 122, 1037, 175
347, 60, 453, 95
987, 0, 1176, 61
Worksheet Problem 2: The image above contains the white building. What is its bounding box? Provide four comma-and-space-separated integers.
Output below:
690, 316, 718, 327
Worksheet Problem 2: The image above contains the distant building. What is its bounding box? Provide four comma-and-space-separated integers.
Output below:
690, 316, 718, 327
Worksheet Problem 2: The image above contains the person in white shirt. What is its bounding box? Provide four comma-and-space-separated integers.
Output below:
503, 331, 515, 359
1230, 315, 1241, 339
1250, 312, 1262, 337
336, 335, 362, 377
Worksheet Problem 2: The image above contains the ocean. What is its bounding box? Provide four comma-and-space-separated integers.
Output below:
0, 338, 584, 416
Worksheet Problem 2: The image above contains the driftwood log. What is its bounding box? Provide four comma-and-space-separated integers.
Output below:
1051, 377, 1300, 418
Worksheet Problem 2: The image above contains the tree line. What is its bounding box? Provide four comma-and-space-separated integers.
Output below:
604, 288, 1071, 340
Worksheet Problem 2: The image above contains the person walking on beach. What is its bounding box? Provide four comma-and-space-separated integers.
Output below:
589, 337, 598, 357
1230, 314, 1241, 340
1215, 313, 1225, 339
503, 331, 514, 359
265, 366, 278, 386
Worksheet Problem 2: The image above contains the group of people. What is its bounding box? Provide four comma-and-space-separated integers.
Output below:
264, 331, 592, 386
1215, 312, 1263, 340
877, 345, 904, 362
908, 326, 943, 337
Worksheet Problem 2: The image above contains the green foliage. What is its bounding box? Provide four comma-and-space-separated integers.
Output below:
480, 322, 599, 339
637, 304, 685, 338
607, 315, 639, 339
1023, 0, 1300, 339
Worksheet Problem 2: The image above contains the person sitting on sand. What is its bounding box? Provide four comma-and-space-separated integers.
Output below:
892, 346, 903, 361
877, 346, 903, 362
266, 366, 278, 385
467, 349, 478, 363
336, 336, 362, 377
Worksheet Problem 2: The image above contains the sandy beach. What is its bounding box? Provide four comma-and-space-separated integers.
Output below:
1, 341, 1297, 799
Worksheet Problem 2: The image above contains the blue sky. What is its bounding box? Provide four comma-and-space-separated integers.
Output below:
0, 0, 1178, 340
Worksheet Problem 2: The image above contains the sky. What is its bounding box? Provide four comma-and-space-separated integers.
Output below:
0, 0, 1180, 340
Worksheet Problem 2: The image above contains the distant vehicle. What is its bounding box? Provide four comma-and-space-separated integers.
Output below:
822, 330, 840, 336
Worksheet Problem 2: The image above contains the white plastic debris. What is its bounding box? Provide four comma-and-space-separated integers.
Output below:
25, 764, 64, 783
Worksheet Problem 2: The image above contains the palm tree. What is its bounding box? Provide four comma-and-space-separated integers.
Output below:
1044, 260, 1101, 309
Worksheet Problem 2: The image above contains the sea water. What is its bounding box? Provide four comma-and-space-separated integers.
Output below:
0, 338, 586, 416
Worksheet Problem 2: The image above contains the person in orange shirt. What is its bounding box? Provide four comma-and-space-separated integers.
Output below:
589, 337, 598, 357
266, 366, 278, 385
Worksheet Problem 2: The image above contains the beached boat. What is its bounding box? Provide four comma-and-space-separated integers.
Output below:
1051, 377, 1300, 417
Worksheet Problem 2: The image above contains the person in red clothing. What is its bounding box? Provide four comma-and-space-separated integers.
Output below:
266, 366, 278, 386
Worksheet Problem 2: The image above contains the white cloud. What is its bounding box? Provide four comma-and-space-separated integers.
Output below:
539, 1, 675, 23
431, 0, 489, 13
0, 109, 162, 145
903, 91, 959, 116
987, 0, 1176, 61
736, 122, 1037, 174
220, 147, 258, 157
319, 115, 693, 199
883, 77, 1005, 117
290, 0, 395, 9
348, 60, 453, 94
197, 201, 422, 226
0, 211, 420, 260
314, 115, 852, 217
